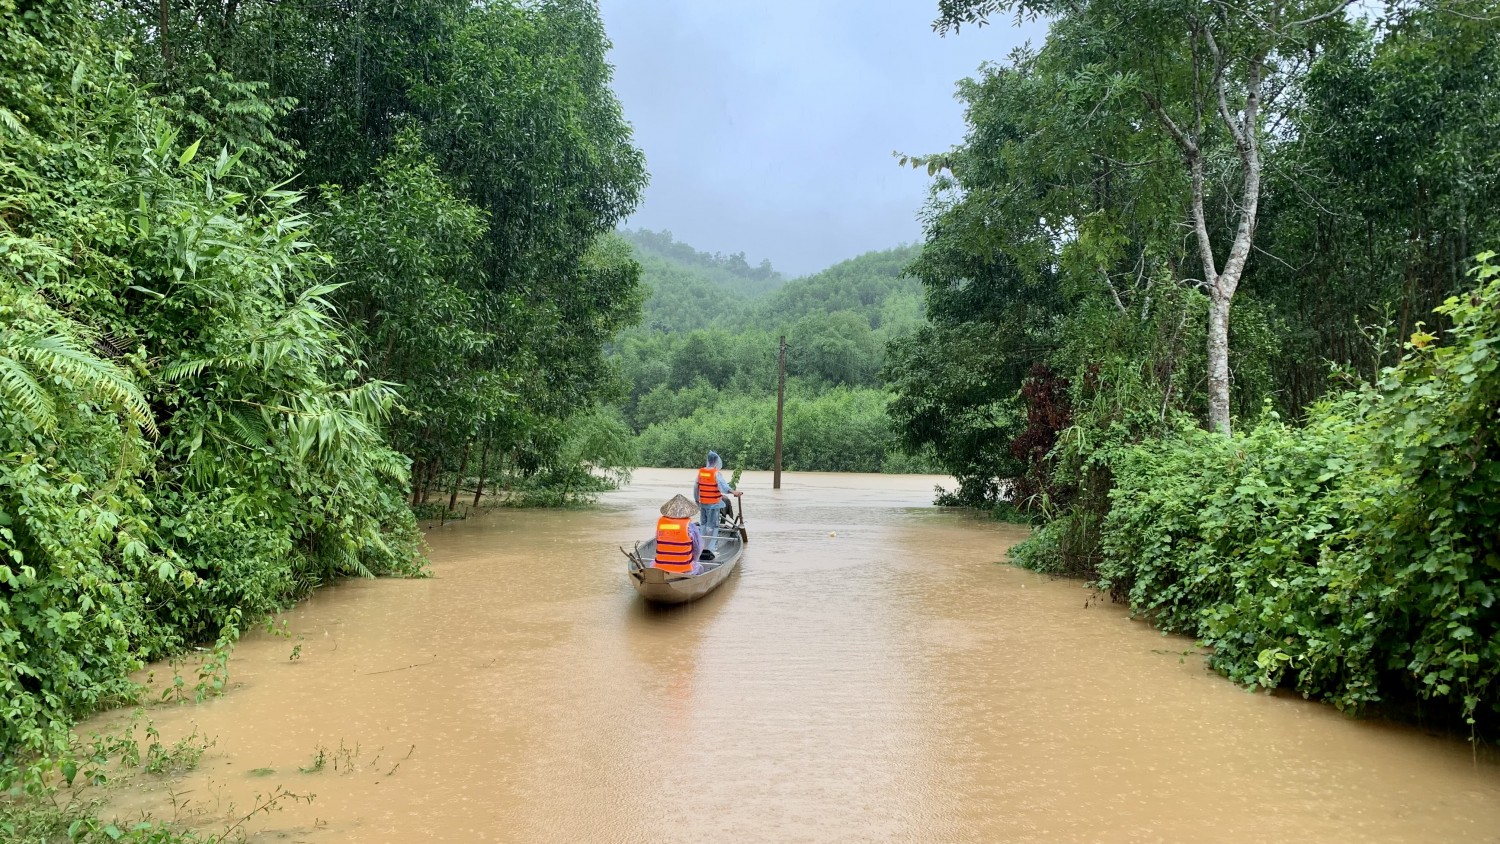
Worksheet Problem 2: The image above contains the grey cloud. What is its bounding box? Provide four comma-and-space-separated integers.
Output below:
599, 1, 1046, 276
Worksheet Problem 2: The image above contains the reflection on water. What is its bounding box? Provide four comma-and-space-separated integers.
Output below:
89, 469, 1500, 843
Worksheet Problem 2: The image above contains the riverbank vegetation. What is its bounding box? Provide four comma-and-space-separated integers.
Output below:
612, 232, 938, 473
1, 0, 642, 798
890, 0, 1500, 730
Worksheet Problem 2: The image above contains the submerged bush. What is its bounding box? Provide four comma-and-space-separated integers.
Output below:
1098, 255, 1500, 726
633, 386, 936, 473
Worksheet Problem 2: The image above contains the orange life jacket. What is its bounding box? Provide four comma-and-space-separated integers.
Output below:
697, 467, 723, 505
654, 516, 695, 573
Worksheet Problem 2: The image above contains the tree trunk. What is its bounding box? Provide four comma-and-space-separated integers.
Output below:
420, 459, 438, 505
1146, 31, 1269, 436
1206, 152, 1260, 435
410, 460, 425, 507
472, 444, 491, 509
448, 440, 472, 513
159, 0, 172, 68
1207, 292, 1233, 435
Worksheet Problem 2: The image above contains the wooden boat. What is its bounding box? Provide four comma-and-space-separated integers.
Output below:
625, 524, 745, 605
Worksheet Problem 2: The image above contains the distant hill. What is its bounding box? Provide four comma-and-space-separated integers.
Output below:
621, 229, 783, 293
611, 232, 936, 474
619, 229, 922, 338
752, 246, 923, 334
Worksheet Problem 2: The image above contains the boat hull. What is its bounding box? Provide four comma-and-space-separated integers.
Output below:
628, 535, 744, 604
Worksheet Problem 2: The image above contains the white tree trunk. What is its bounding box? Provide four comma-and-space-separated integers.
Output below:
1207, 291, 1233, 434
1163, 34, 1265, 437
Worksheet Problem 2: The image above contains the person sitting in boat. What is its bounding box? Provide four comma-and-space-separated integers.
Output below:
693, 451, 742, 553
655, 494, 705, 575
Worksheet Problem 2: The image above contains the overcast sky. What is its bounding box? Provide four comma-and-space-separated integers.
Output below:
597, 2, 1047, 277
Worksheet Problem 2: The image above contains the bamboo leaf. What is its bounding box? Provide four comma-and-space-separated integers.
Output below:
179, 138, 202, 167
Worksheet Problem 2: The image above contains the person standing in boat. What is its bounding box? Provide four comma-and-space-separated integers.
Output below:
694, 451, 742, 553
655, 494, 704, 575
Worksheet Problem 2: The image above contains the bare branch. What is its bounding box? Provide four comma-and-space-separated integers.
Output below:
1161, 302, 1193, 421
1262, 55, 1306, 115
1418, 0, 1499, 22
1187, 151, 1220, 287
1289, 0, 1361, 28
1206, 0, 1275, 32
1202, 24, 1251, 154
1251, 243, 1301, 271
1265, 155, 1344, 218
1190, 24, 1205, 140
1103, 272, 1128, 314
1130, 252, 1153, 321
1141, 92, 1197, 156
1093, 154, 1173, 169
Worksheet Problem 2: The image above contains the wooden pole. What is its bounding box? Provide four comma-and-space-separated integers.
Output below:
774, 335, 787, 490
448, 439, 472, 513
472, 443, 491, 509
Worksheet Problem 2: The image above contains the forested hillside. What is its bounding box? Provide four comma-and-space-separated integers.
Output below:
891, 0, 1500, 729
0, 0, 642, 775
612, 232, 934, 472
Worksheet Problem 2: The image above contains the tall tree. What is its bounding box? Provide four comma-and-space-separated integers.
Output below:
112, 0, 649, 497
1246, 1, 1500, 408
1, 0, 424, 759
936, 0, 1360, 433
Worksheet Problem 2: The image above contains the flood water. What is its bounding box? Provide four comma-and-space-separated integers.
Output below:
92, 469, 1500, 842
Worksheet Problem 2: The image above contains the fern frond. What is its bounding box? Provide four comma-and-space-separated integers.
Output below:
226, 407, 271, 450
0, 107, 27, 137
161, 358, 215, 382
334, 542, 375, 579
0, 355, 57, 431
14, 335, 158, 437
0, 320, 157, 437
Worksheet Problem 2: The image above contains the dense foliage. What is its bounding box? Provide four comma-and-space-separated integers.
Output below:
1099, 257, 1500, 726
612, 235, 936, 473
893, 0, 1500, 725
1, 0, 414, 767
634, 386, 932, 474
104, 0, 649, 509
1, 0, 644, 780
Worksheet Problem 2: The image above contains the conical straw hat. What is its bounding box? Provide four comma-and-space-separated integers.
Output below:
660, 494, 697, 519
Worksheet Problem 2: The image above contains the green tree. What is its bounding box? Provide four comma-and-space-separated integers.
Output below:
316, 129, 501, 492
1247, 1, 1500, 409
788, 311, 882, 387
669, 330, 739, 390
113, 0, 649, 502
935, 0, 1361, 434
1, 0, 419, 764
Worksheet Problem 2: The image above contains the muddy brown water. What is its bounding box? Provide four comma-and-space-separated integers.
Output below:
88, 469, 1500, 843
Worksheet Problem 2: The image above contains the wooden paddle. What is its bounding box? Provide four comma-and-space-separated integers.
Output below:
733, 495, 749, 544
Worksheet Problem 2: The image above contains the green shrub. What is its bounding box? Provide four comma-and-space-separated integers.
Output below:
633, 387, 937, 473
0, 0, 420, 773
1097, 255, 1500, 725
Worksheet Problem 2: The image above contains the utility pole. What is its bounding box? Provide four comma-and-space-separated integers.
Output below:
773, 335, 787, 490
